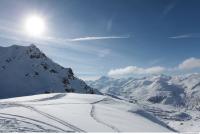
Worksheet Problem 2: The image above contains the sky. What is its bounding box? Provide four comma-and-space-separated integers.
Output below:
0, 0, 200, 80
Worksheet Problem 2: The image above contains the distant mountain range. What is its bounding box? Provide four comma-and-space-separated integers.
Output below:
0, 44, 99, 98
87, 74, 200, 109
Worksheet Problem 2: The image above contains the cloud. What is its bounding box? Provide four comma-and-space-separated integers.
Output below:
169, 34, 191, 39
108, 66, 165, 77
80, 76, 101, 81
163, 0, 178, 15
169, 33, 200, 39
0, 18, 129, 47
108, 57, 200, 77
69, 35, 130, 41
0, 21, 120, 58
178, 57, 200, 70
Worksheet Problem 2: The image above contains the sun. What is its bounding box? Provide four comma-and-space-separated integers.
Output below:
25, 15, 45, 37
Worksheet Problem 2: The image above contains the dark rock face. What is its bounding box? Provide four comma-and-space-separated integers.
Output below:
148, 96, 167, 103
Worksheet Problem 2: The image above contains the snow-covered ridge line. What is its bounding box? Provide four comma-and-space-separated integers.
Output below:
87, 73, 200, 109
87, 74, 200, 132
0, 44, 99, 99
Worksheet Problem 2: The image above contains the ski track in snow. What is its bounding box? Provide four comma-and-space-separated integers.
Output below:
28, 94, 121, 132
0, 93, 173, 132
90, 98, 121, 132
0, 113, 67, 132
0, 115, 55, 132
0, 94, 86, 132
5, 103, 85, 132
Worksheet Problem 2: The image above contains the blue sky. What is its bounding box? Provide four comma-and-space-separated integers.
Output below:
0, 0, 200, 80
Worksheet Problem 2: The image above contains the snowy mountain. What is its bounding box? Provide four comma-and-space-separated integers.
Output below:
87, 74, 200, 108
0, 93, 173, 132
0, 44, 98, 98
87, 74, 200, 132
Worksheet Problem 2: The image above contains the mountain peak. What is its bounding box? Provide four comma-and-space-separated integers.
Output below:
4, 44, 37, 49
0, 44, 99, 98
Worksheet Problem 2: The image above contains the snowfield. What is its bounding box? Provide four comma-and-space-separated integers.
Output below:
0, 93, 172, 132
87, 74, 200, 132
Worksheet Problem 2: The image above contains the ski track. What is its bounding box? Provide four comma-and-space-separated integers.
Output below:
0, 93, 82, 132
90, 98, 121, 132
0, 94, 175, 132
0, 95, 135, 132
6, 103, 85, 132
0, 115, 55, 132
0, 113, 68, 132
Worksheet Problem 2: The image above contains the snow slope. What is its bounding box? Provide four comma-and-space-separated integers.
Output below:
87, 74, 200, 107
0, 93, 172, 132
0, 44, 98, 98
87, 74, 200, 132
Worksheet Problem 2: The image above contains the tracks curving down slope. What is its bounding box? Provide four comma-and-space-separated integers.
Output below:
90, 98, 121, 132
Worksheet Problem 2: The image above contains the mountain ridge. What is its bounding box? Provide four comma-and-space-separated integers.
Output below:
87, 73, 200, 109
0, 44, 99, 98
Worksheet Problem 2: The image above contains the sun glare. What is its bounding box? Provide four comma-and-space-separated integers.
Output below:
25, 15, 45, 37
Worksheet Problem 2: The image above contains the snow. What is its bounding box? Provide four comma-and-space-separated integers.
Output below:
87, 74, 200, 107
87, 74, 200, 132
1, 44, 200, 132
0, 44, 98, 98
0, 93, 172, 132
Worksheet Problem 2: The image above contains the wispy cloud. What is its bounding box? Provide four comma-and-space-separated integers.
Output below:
69, 35, 130, 41
169, 33, 200, 39
163, 0, 178, 15
169, 34, 191, 39
0, 18, 130, 44
0, 20, 123, 59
